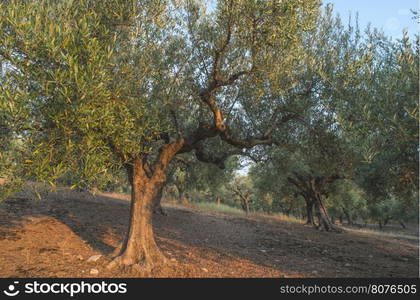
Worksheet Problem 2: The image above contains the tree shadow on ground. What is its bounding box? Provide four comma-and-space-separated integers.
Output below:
0, 193, 418, 277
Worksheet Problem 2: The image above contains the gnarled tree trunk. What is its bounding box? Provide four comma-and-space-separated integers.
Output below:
303, 196, 315, 225
233, 187, 251, 215
176, 184, 187, 204
313, 195, 341, 232
288, 173, 342, 232
344, 209, 353, 225
153, 182, 167, 216
108, 157, 166, 271
399, 220, 406, 229
108, 141, 183, 271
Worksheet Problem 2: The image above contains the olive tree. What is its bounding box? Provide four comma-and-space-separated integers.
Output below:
0, 0, 320, 270
328, 26, 419, 228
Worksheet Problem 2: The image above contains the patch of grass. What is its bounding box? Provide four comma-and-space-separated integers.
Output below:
269, 213, 305, 224
344, 226, 419, 243
192, 202, 306, 224
194, 202, 246, 216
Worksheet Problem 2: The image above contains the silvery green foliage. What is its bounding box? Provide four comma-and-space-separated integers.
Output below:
0, 0, 320, 191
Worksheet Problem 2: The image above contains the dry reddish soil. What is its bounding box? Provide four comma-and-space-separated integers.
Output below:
0, 190, 418, 278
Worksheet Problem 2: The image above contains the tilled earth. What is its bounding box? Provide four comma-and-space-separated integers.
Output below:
0, 190, 418, 278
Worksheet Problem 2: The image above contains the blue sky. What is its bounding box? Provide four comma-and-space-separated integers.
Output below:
207, 1, 419, 40
325, 0, 419, 39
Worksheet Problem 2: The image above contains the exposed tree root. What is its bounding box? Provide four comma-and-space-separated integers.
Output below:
107, 248, 167, 273
314, 223, 343, 233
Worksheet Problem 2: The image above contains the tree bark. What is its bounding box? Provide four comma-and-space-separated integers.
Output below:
344, 210, 353, 225
233, 188, 251, 215
313, 196, 341, 232
153, 182, 167, 216
108, 140, 184, 271
108, 157, 166, 271
304, 197, 315, 225
399, 220, 406, 229
244, 199, 250, 215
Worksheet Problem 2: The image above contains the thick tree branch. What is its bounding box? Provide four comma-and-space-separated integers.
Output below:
142, 157, 153, 179
152, 139, 185, 183
263, 112, 301, 137
170, 109, 181, 137
220, 129, 276, 149
178, 122, 220, 154
211, 0, 234, 83
194, 144, 241, 169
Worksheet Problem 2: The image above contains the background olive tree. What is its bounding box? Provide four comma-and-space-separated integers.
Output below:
248, 6, 418, 231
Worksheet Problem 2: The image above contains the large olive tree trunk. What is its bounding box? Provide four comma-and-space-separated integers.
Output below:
108, 141, 184, 271
313, 195, 341, 232
304, 197, 315, 225
288, 173, 342, 232
108, 158, 166, 271
152, 182, 167, 216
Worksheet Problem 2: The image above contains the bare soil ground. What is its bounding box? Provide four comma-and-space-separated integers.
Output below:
0, 189, 418, 278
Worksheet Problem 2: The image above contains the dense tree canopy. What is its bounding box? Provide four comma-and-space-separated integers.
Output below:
249, 6, 418, 229
0, 0, 324, 270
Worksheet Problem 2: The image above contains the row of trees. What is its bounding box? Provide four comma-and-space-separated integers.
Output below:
246, 8, 419, 230
154, 6, 419, 232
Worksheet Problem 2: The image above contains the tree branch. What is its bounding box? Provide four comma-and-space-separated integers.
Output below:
193, 144, 241, 169
211, 0, 234, 83
220, 129, 276, 149
263, 112, 301, 137
178, 122, 220, 154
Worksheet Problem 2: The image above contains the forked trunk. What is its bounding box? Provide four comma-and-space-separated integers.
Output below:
176, 184, 187, 204
304, 197, 315, 225
306, 204, 315, 225
244, 200, 250, 215
313, 196, 341, 232
153, 183, 167, 216
399, 220, 406, 229
108, 140, 184, 271
108, 158, 166, 271
344, 210, 353, 225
